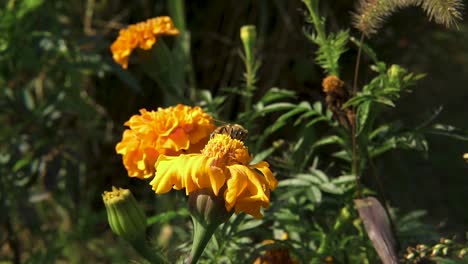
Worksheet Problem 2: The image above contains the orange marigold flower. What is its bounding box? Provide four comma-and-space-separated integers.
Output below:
110, 16, 179, 69
115, 104, 215, 179
253, 240, 298, 264
150, 134, 277, 219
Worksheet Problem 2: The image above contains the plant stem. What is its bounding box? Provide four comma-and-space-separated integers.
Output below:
351, 33, 365, 198
187, 216, 218, 264
130, 239, 169, 264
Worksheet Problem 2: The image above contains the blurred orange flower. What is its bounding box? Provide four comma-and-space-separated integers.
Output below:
115, 105, 215, 179
150, 134, 277, 219
110, 16, 179, 68
253, 239, 298, 264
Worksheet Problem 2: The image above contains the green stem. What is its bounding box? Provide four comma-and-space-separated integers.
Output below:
168, 0, 197, 101
168, 0, 186, 32
303, 0, 326, 42
130, 239, 169, 264
245, 61, 254, 112
187, 216, 218, 264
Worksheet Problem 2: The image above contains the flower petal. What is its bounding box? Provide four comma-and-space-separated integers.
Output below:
225, 164, 271, 218
150, 154, 226, 196
252, 161, 277, 190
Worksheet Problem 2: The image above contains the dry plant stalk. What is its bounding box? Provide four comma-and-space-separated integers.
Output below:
353, 0, 464, 36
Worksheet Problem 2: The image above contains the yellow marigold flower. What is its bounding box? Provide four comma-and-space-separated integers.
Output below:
150, 134, 277, 219
110, 16, 179, 69
115, 104, 215, 179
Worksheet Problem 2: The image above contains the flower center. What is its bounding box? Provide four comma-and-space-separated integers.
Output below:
201, 134, 250, 165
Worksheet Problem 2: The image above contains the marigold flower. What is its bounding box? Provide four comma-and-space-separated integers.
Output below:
110, 16, 179, 68
115, 104, 215, 179
150, 134, 277, 218
253, 240, 298, 264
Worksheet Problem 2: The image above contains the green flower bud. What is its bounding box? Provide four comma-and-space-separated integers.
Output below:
240, 25, 257, 62
187, 188, 232, 264
102, 187, 146, 241
388, 64, 404, 80
188, 188, 231, 226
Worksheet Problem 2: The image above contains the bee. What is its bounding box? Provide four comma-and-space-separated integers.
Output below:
210, 123, 248, 141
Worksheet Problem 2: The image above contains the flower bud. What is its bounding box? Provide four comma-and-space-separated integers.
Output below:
240, 25, 257, 61
102, 187, 146, 241
188, 188, 231, 226
187, 188, 232, 264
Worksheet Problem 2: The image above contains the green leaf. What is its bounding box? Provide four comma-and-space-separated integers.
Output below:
319, 182, 343, 194
331, 175, 356, 185
306, 186, 322, 203
111, 63, 142, 94
265, 103, 310, 133
250, 146, 276, 164
254, 102, 297, 116
356, 101, 371, 135
374, 96, 395, 107
332, 150, 352, 161
17, 0, 44, 18
13, 155, 33, 172
305, 116, 328, 127
350, 36, 379, 63
259, 88, 296, 104
146, 208, 189, 226
295, 173, 323, 185
343, 94, 372, 108
311, 135, 344, 148
278, 178, 310, 187
427, 124, 468, 141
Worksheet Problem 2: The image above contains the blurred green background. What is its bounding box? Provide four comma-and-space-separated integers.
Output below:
1, 0, 467, 262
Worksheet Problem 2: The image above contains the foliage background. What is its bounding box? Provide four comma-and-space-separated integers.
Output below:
1, 0, 467, 262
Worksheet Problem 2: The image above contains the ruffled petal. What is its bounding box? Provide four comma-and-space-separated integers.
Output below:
161, 127, 190, 151
224, 164, 271, 218
150, 155, 191, 193
252, 161, 277, 190
150, 154, 227, 196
